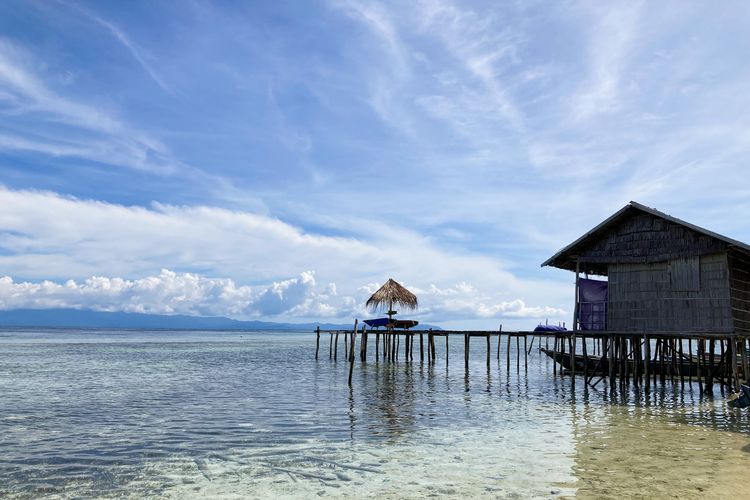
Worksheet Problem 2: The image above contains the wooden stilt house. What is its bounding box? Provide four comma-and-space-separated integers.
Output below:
542, 202, 750, 335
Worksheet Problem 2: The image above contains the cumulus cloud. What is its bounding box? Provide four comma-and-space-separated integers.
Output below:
0, 270, 565, 325
249, 271, 316, 316
0, 270, 333, 318
0, 186, 571, 327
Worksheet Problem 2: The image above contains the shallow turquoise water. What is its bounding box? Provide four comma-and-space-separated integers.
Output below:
0, 329, 748, 498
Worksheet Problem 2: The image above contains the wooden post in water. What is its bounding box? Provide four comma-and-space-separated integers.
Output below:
329, 331, 333, 359
348, 319, 358, 386
430, 331, 436, 360
445, 334, 449, 367
497, 324, 502, 360
334, 332, 339, 361
552, 335, 558, 376
375, 331, 380, 360
717, 339, 728, 396
428, 329, 433, 364
419, 332, 424, 362
688, 338, 693, 389
465, 332, 469, 372
569, 334, 576, 386
732, 337, 739, 391
741, 337, 749, 383
486, 333, 491, 369
516, 335, 521, 374
608, 334, 615, 388
634, 336, 640, 387
644, 335, 650, 391
582, 335, 589, 382
524, 335, 528, 374
506, 334, 512, 373
571, 259, 580, 388
697, 338, 704, 394
404, 331, 409, 362
344, 333, 349, 361
708, 339, 716, 394
678, 339, 684, 389
315, 326, 321, 360
361, 325, 368, 362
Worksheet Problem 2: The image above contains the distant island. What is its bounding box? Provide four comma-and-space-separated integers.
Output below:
0, 308, 442, 331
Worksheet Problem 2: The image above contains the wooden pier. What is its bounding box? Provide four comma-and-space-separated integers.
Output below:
314, 326, 749, 394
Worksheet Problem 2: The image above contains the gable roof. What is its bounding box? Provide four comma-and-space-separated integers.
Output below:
542, 201, 750, 272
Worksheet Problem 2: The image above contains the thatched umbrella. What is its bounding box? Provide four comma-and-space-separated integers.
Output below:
366, 278, 418, 324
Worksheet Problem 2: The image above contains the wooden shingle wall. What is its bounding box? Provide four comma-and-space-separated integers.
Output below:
607, 252, 732, 332
580, 213, 727, 266
728, 249, 750, 334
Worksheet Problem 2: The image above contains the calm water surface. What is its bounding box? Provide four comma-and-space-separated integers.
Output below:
0, 329, 748, 499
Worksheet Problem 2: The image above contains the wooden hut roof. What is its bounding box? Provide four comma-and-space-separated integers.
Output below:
366, 278, 418, 312
542, 201, 750, 273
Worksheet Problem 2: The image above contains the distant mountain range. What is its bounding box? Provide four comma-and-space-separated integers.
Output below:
0, 308, 441, 331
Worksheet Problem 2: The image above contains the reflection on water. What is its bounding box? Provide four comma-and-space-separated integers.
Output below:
0, 329, 748, 498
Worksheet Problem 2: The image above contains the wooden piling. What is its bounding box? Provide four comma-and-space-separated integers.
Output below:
360, 326, 367, 362
708, 339, 716, 394
516, 335, 521, 374
569, 334, 576, 385
348, 319, 358, 385
315, 326, 320, 360
678, 339, 684, 388
445, 334, 449, 367
497, 324, 502, 360
582, 335, 588, 381
608, 334, 615, 388
420, 332, 424, 362
486, 333, 491, 369
732, 337, 739, 391
644, 335, 650, 391
506, 334, 511, 373
431, 331, 436, 360
428, 329, 433, 364
697, 338, 704, 394
464, 332, 469, 371
524, 335, 528, 374
688, 338, 693, 388
717, 339, 727, 396
334, 332, 339, 361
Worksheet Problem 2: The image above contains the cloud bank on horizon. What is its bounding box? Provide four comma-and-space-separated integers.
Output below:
1, 1, 749, 328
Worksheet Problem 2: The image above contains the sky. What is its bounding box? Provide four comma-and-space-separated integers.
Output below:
1, 0, 749, 329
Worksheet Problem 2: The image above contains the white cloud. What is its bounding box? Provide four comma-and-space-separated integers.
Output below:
0, 187, 570, 326
0, 270, 566, 324
571, 1, 644, 121
0, 269, 326, 318
0, 39, 178, 174
63, 1, 173, 94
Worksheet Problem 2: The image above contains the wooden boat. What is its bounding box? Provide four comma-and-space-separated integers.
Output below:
540, 348, 727, 377
363, 318, 419, 329
728, 384, 750, 408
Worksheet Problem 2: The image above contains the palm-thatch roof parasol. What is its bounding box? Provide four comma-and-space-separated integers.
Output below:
366, 279, 418, 321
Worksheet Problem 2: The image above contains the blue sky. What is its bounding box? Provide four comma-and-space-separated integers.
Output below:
1, 0, 749, 328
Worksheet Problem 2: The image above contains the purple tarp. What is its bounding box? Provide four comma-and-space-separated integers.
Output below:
579, 278, 608, 331
534, 324, 567, 332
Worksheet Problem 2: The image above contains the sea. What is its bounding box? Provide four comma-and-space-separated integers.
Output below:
0, 329, 748, 499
